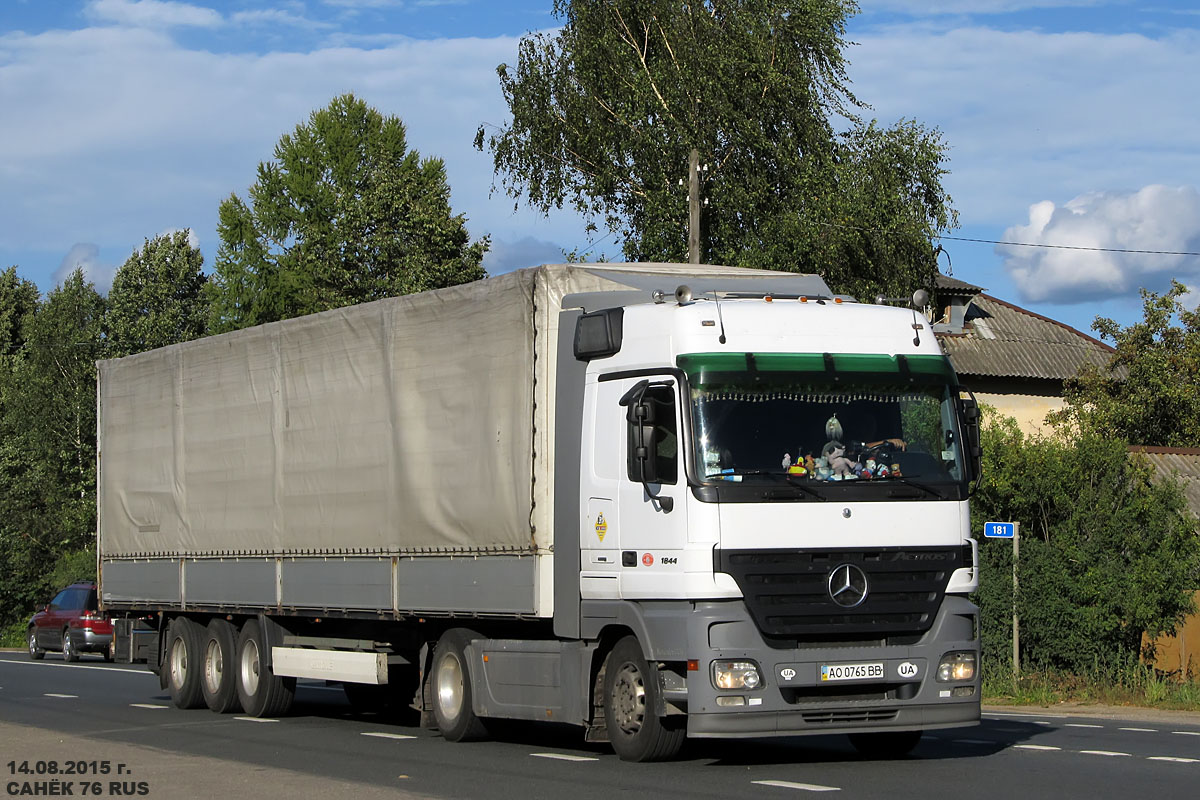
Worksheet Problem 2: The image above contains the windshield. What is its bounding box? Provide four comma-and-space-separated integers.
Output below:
679, 352, 967, 495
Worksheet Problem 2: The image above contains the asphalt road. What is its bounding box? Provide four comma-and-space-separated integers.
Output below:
2, 651, 1198, 799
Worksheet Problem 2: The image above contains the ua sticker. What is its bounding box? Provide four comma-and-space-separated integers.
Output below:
595, 513, 607, 542
898, 662, 919, 678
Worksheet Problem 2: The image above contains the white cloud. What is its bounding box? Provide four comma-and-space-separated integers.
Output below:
85, 0, 223, 29
231, 9, 334, 30
864, 1, 1108, 13
54, 243, 115, 294
848, 26, 1200, 227
1000, 185, 1200, 303
483, 236, 567, 275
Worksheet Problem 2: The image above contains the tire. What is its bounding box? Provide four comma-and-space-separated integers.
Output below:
602, 636, 685, 762
28, 628, 44, 660
62, 629, 78, 663
847, 730, 923, 759
431, 629, 488, 742
104, 638, 115, 663
201, 619, 241, 714
234, 619, 295, 718
166, 618, 205, 709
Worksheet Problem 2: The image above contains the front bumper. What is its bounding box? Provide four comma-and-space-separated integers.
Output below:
683, 596, 980, 738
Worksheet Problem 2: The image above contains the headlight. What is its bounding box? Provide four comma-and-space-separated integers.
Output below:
937, 651, 977, 682
712, 660, 762, 690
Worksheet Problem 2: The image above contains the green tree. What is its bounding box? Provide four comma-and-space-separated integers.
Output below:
0, 270, 105, 623
478, 0, 956, 299
0, 266, 39, 357
208, 93, 488, 332
972, 413, 1199, 675
1052, 281, 1200, 447
107, 230, 209, 357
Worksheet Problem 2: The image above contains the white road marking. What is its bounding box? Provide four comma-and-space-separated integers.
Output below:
1171, 730, 1200, 736
234, 716, 279, 723
1065, 723, 1104, 728
44, 693, 78, 698
129, 703, 169, 709
1031, 721, 1052, 726
752, 780, 840, 792
1, 659, 147, 675
1148, 756, 1200, 763
1079, 750, 1130, 757
1118, 727, 1156, 732
530, 753, 599, 762
1014, 744, 1061, 751
361, 732, 417, 741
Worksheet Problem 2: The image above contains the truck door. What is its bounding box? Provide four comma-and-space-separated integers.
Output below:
611, 376, 688, 599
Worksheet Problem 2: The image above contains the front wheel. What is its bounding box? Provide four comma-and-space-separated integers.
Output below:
847, 730, 923, 759
431, 629, 488, 742
602, 636, 685, 762
28, 628, 44, 660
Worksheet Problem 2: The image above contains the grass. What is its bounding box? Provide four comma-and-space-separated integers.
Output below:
0, 619, 28, 649
983, 664, 1200, 712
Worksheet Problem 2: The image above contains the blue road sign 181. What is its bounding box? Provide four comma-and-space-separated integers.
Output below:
984, 521, 1016, 539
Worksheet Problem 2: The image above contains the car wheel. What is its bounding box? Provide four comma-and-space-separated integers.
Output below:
431, 629, 488, 742
201, 619, 241, 714
28, 628, 44, 660
234, 619, 294, 718
602, 635, 685, 762
166, 618, 206, 709
62, 630, 78, 663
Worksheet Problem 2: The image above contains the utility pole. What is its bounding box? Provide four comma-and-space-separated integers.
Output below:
1013, 521, 1021, 691
688, 148, 700, 264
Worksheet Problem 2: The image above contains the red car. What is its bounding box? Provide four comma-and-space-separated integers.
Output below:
28, 582, 113, 662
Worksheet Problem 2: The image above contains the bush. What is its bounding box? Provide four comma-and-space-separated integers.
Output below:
971, 412, 1200, 677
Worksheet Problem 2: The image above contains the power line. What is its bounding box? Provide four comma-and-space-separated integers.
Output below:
934, 234, 1200, 257
819, 220, 1200, 257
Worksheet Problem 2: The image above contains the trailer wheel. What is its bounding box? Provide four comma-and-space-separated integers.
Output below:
602, 636, 685, 762
166, 618, 205, 709
28, 628, 44, 660
847, 730, 923, 759
235, 619, 295, 718
201, 619, 241, 713
431, 629, 488, 742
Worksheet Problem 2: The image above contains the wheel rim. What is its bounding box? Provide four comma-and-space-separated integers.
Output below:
204, 639, 223, 695
611, 661, 646, 735
28, 631, 37, 656
239, 637, 260, 697
170, 635, 188, 689
63, 634, 72, 660
435, 650, 464, 723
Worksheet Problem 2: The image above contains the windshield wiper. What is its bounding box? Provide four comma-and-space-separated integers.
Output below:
782, 475, 826, 500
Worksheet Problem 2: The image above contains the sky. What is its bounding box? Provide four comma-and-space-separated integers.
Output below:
2, 1, 1199, 338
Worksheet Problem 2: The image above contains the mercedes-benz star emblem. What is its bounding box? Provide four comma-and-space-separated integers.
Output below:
827, 563, 869, 608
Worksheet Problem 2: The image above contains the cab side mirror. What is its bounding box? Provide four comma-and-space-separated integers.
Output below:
959, 391, 982, 482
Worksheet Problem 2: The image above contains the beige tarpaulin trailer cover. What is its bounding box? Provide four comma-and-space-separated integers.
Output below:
99, 263, 809, 560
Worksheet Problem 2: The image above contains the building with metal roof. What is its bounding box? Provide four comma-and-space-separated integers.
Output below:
933, 275, 1115, 436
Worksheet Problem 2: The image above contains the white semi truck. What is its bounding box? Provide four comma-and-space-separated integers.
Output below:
98, 263, 981, 762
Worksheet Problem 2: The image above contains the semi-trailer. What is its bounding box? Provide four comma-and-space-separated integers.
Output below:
98, 262, 981, 761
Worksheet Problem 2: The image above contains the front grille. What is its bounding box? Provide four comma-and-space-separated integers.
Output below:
716, 546, 964, 638
801, 709, 898, 725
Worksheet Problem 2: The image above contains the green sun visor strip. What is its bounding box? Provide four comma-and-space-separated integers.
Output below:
677, 352, 958, 384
